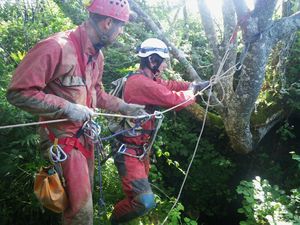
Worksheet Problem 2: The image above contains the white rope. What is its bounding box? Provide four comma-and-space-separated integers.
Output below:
200, 62, 240, 107
0, 86, 209, 130
160, 44, 237, 224
0, 118, 69, 130
161, 85, 213, 225
0, 51, 238, 225
0, 60, 239, 130
0, 111, 154, 130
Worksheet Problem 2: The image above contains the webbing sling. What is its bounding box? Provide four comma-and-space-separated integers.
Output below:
43, 124, 92, 159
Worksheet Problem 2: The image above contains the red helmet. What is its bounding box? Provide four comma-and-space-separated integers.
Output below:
86, 0, 130, 23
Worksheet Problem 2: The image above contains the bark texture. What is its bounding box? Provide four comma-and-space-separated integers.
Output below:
130, 0, 300, 153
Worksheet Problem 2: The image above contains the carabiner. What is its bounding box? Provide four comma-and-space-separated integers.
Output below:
83, 120, 101, 142
117, 144, 147, 160
49, 139, 68, 163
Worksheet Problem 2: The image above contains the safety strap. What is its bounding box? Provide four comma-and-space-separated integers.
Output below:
43, 125, 92, 159
58, 137, 92, 159
116, 113, 164, 160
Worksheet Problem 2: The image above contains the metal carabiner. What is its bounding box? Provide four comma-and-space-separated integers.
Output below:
49, 138, 68, 163
137, 143, 149, 160
117, 144, 127, 154
83, 120, 101, 142
117, 144, 148, 160
117, 144, 138, 158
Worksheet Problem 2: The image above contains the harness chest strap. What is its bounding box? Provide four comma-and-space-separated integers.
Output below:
42, 124, 93, 159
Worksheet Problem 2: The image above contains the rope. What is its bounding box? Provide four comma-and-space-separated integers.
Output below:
160, 48, 229, 225
0, 112, 148, 130
0, 19, 248, 224
0, 86, 210, 130
159, 17, 250, 222
0, 118, 69, 130
161, 85, 212, 225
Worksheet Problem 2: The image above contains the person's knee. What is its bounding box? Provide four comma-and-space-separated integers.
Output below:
135, 192, 156, 215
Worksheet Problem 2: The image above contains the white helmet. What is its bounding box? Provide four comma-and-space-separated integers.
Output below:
137, 38, 170, 59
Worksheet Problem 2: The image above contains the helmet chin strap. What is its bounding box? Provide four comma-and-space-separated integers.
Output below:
152, 67, 160, 76
89, 18, 116, 50
148, 56, 162, 76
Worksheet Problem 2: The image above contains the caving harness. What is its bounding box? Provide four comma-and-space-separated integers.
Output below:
36, 32, 165, 214
40, 111, 160, 214
115, 112, 164, 161
108, 71, 165, 161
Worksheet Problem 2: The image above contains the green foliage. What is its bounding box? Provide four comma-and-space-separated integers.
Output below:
0, 1, 75, 224
153, 201, 197, 225
0, 85, 60, 224
0, 0, 300, 224
291, 151, 300, 170
282, 32, 300, 114
253, 32, 300, 125
237, 152, 300, 225
125, 198, 198, 225
154, 112, 236, 218
276, 121, 296, 142
53, 0, 88, 25
0, 0, 73, 60
93, 158, 123, 224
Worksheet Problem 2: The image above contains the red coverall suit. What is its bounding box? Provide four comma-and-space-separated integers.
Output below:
111, 70, 195, 223
7, 22, 123, 225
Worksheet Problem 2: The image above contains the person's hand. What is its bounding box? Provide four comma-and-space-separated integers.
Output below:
119, 102, 146, 117
64, 102, 95, 122
190, 81, 210, 94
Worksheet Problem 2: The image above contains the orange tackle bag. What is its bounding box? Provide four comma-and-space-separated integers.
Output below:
34, 166, 68, 213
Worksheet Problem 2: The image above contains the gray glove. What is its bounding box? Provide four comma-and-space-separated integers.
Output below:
190, 81, 210, 94
64, 102, 95, 122
119, 102, 146, 117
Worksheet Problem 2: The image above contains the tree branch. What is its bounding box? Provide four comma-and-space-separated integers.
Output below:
254, 0, 277, 30
232, 0, 249, 22
254, 110, 285, 143
221, 0, 238, 79
197, 0, 220, 72
222, 0, 237, 46
128, 0, 202, 81
269, 11, 300, 44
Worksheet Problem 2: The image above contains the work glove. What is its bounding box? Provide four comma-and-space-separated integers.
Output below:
64, 102, 95, 122
119, 102, 147, 117
190, 81, 210, 94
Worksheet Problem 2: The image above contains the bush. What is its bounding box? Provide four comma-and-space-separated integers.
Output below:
236, 153, 300, 225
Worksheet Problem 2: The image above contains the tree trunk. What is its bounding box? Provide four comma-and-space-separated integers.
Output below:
129, 0, 300, 153
207, 0, 300, 153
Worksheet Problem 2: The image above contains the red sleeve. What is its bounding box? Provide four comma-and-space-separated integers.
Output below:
95, 82, 123, 112
155, 77, 191, 91
123, 75, 195, 111
6, 38, 69, 118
